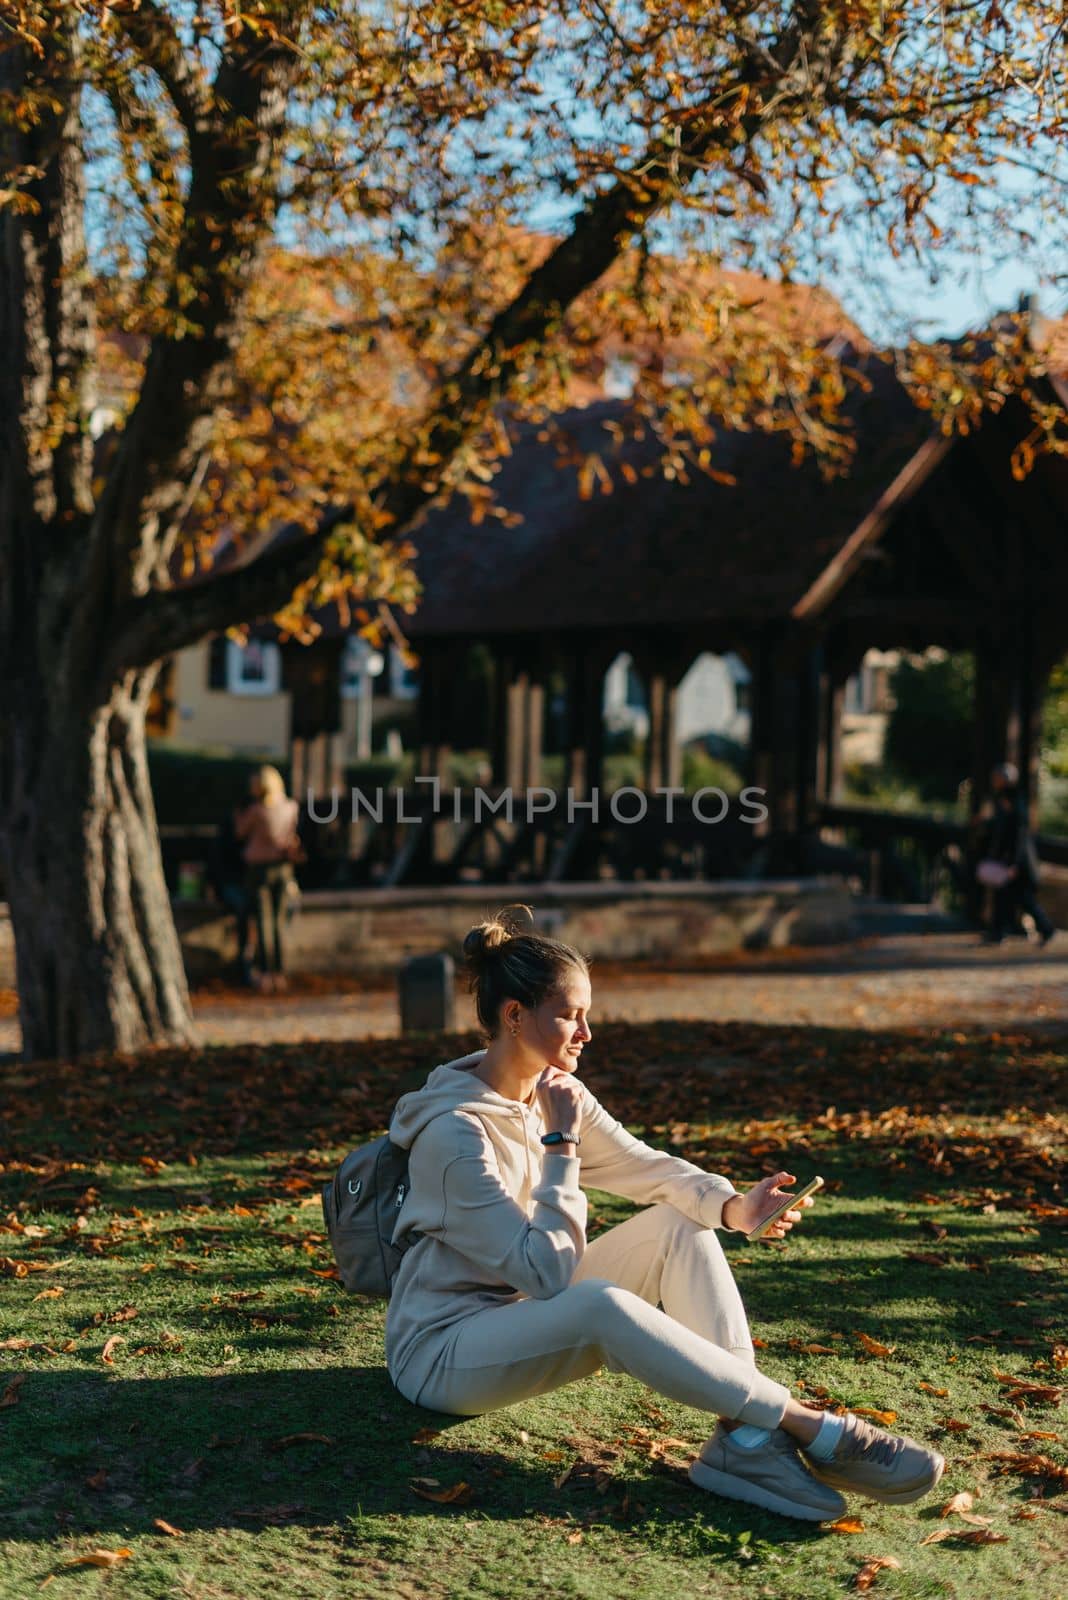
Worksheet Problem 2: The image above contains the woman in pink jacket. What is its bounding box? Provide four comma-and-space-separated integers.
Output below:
234, 765, 301, 993
386, 905, 944, 1524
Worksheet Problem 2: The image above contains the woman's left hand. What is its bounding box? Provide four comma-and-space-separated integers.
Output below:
722, 1172, 815, 1241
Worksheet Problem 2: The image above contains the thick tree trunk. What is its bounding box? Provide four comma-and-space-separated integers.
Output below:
0, 664, 195, 1061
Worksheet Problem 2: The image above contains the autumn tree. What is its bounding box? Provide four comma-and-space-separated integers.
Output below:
2, 0, 1066, 1060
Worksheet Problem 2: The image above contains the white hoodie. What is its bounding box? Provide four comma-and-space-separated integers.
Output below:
384, 1048, 741, 1399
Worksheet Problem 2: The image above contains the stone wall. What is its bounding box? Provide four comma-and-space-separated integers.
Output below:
5, 868, 1068, 992
173, 878, 858, 982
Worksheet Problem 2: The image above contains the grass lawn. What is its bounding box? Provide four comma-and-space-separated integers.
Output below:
1, 1020, 1066, 1599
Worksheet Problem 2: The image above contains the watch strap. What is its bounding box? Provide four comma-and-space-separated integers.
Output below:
541, 1131, 581, 1147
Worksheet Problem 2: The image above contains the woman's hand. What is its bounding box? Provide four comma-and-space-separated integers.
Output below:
722, 1172, 815, 1241
536, 1066, 584, 1139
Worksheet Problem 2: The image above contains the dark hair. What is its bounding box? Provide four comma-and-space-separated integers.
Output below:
461, 903, 590, 1035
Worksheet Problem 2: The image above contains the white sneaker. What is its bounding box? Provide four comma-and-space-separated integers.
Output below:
689, 1426, 848, 1522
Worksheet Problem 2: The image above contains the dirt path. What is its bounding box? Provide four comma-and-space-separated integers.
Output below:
5, 931, 1062, 1055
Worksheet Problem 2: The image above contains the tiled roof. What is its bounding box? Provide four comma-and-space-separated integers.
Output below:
403, 352, 929, 637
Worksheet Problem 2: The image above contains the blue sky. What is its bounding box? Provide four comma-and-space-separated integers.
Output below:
841, 252, 1065, 344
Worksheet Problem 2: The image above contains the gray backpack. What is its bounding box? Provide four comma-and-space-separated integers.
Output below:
321, 1136, 416, 1298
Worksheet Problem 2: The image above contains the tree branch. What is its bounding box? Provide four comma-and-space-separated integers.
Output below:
110, 504, 353, 674
111, 0, 212, 145
110, 6, 841, 673
90, 6, 311, 604
111, 44, 799, 664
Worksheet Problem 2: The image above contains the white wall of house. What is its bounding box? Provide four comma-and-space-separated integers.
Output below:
603, 650, 751, 746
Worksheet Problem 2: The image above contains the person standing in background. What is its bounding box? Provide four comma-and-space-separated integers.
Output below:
235, 765, 303, 992
983, 763, 1056, 947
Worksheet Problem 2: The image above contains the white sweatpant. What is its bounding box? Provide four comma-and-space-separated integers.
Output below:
403, 1203, 790, 1431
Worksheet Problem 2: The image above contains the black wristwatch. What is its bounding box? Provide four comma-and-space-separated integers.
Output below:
541, 1131, 581, 1148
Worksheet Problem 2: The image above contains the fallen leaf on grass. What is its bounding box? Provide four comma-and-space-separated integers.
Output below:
940, 1491, 975, 1517
854, 1333, 896, 1358
1012, 1508, 1039, 1521
60, 1549, 132, 1569
566, 1530, 583, 1544
983, 1452, 1068, 1490
266, 1433, 333, 1452
0, 1256, 53, 1276
0, 1338, 33, 1351
851, 1408, 897, 1427
32, 1286, 63, 1301
1, 1374, 26, 1407
905, 1252, 948, 1267
1019, 1431, 1060, 1442
921, 1527, 1008, 1546
625, 1427, 692, 1464
131, 1336, 184, 1356
85, 1470, 108, 1492
936, 1417, 972, 1433
828, 1516, 866, 1534
411, 1428, 441, 1444
788, 1341, 838, 1355
233, 1504, 303, 1523
152, 1519, 183, 1537
410, 1479, 471, 1505
100, 1335, 125, 1365
919, 1382, 949, 1398
854, 1555, 901, 1591
992, 1371, 1062, 1405
85, 1305, 138, 1328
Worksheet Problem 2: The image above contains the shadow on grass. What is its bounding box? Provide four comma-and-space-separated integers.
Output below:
1, 1020, 1065, 1186
0, 1366, 826, 1557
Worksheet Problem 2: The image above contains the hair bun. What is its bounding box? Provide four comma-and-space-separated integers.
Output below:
461, 904, 535, 969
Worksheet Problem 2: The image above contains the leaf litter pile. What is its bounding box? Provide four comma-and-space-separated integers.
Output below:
0, 1018, 1065, 1597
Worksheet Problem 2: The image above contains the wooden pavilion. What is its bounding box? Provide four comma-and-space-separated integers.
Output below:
347, 345, 1065, 884
210, 334, 1066, 889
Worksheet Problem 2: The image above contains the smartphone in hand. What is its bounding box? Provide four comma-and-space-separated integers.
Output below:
746, 1175, 824, 1243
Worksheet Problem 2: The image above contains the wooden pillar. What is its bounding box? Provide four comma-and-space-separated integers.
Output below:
490, 646, 511, 788
526, 677, 545, 790
818, 673, 848, 804
641, 671, 684, 793
490, 644, 547, 793
415, 638, 453, 785
816, 633, 855, 806
644, 671, 668, 792
1013, 620, 1057, 829
505, 666, 530, 792
562, 642, 608, 799
633, 645, 690, 794
970, 628, 1016, 817
748, 625, 806, 851
796, 641, 824, 831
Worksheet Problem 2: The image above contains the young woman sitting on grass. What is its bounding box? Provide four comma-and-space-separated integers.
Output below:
385, 906, 944, 1523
